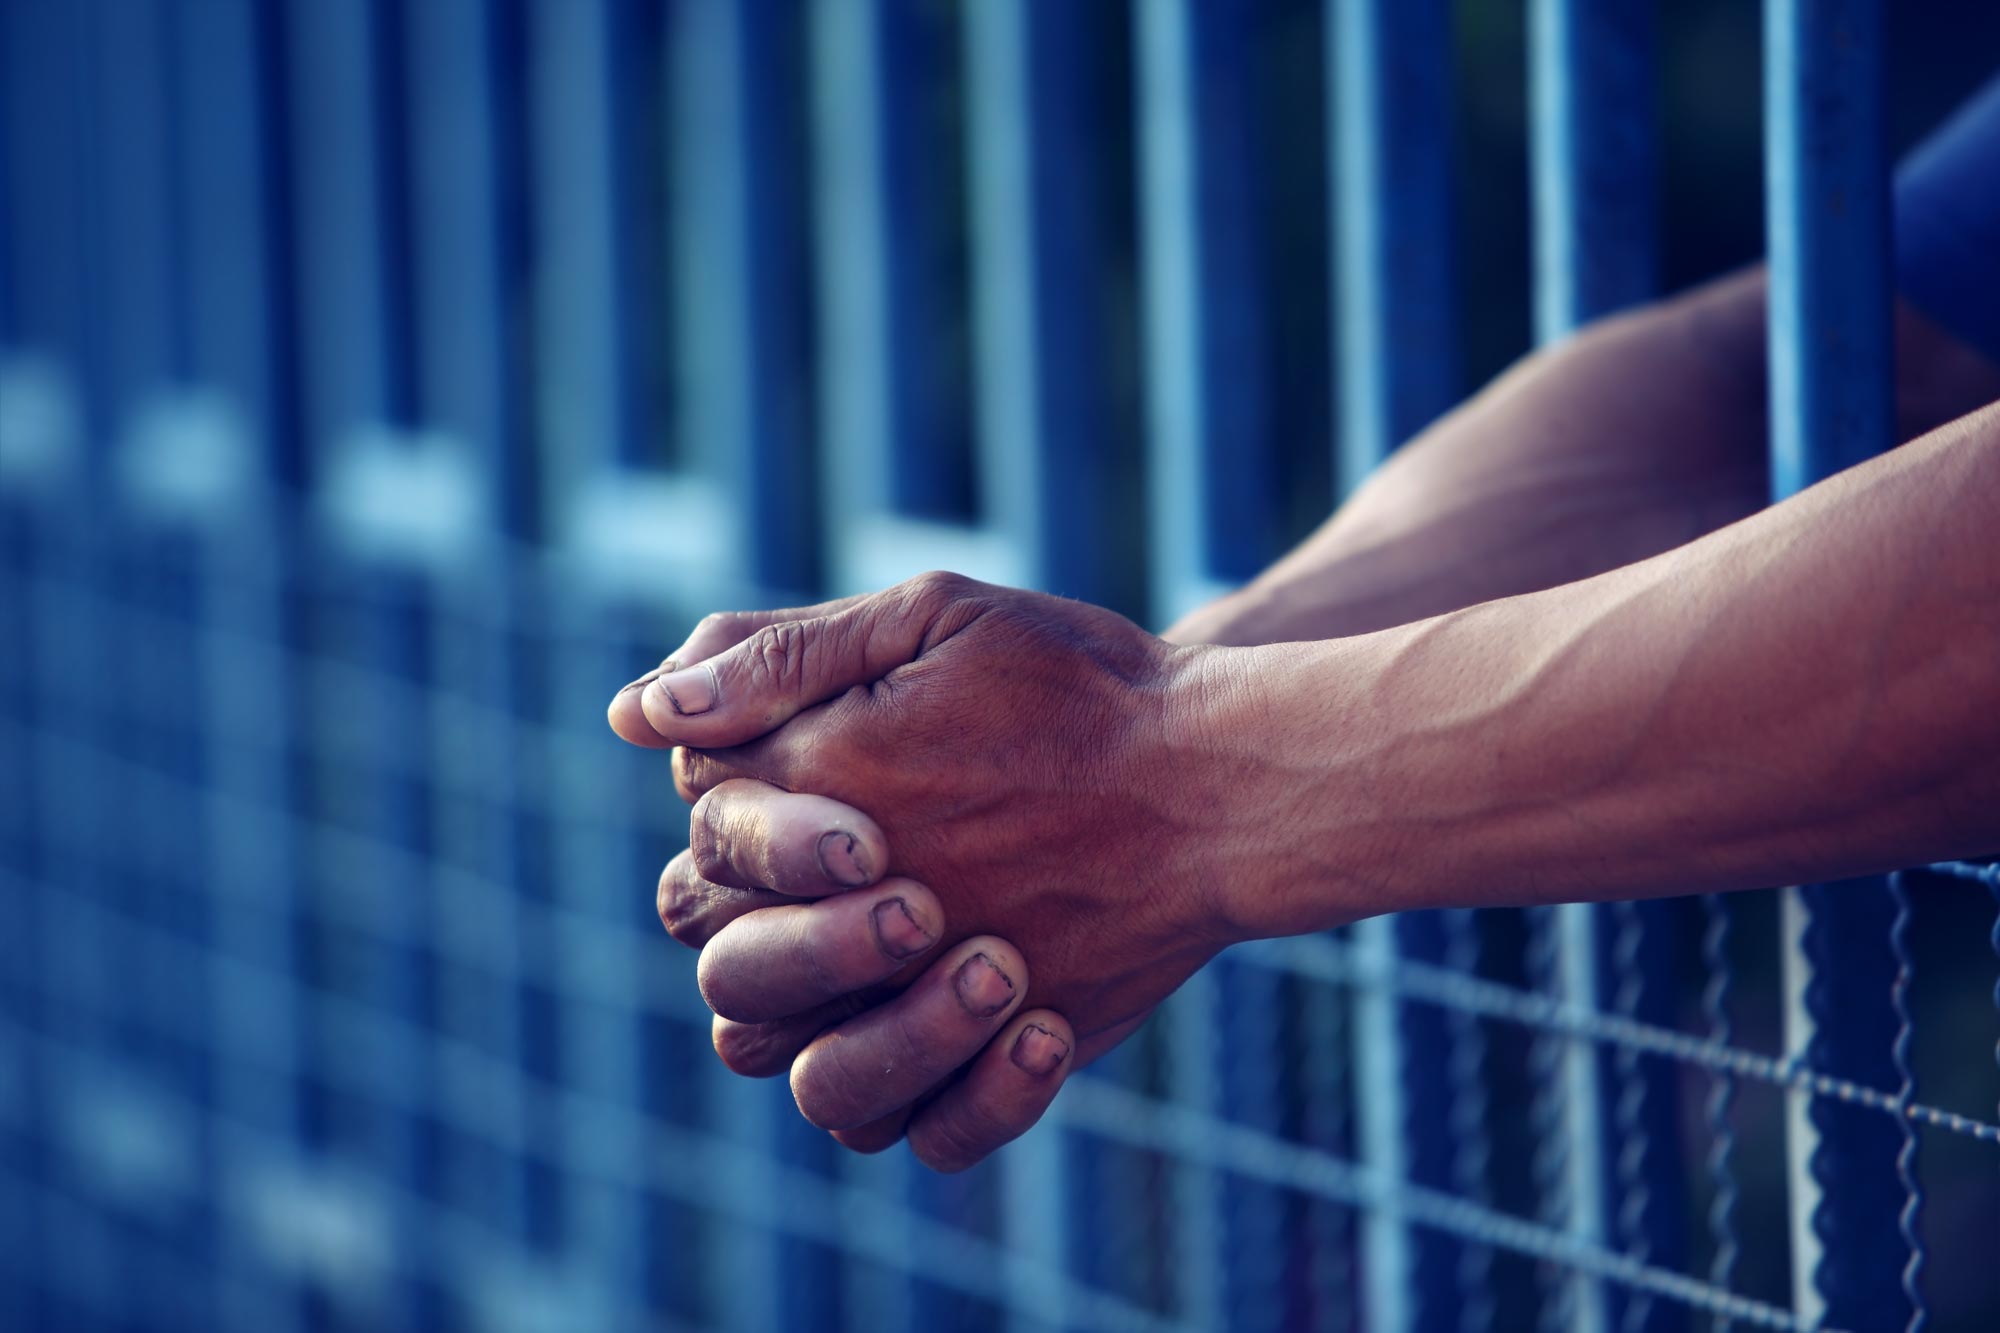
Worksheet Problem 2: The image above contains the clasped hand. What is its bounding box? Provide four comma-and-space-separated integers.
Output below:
608, 572, 1239, 1169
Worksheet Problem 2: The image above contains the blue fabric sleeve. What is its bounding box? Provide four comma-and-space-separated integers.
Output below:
1896, 73, 2000, 362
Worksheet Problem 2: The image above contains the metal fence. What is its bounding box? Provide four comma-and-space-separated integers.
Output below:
1, 1, 1996, 1331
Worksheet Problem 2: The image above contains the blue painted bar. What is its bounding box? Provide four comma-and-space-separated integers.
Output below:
406, 0, 518, 536
728, 0, 818, 596
283, 0, 404, 468
401, 0, 541, 1270
531, 0, 636, 515
90, 0, 176, 427
525, 2, 671, 1322
1135, 2, 1288, 1325
664, 1, 832, 1321
89, 2, 233, 1320
1763, 2, 1910, 1329
4, 6, 116, 1322
812, 0, 907, 543
813, 0, 980, 598
174, 0, 283, 461
1331, 0, 1456, 497
666, 0, 816, 600
1698, 894, 1742, 1320
1764, 0, 1893, 498
1528, 0, 1657, 343
967, 0, 1114, 607
283, 4, 453, 1325
1525, 4, 1674, 1329
1, 0, 93, 437
1137, 0, 1276, 623
168, 2, 306, 1325
1329, 3, 1461, 1331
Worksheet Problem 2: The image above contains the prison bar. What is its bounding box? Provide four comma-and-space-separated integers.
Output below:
1330, 1, 1464, 1331
1762, 2, 1919, 1332
1525, 4, 1682, 1333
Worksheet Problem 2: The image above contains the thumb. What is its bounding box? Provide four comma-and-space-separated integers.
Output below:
607, 592, 870, 749
667, 592, 874, 669
636, 571, 986, 748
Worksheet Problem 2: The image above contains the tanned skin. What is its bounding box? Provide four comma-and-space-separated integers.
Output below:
608, 269, 2000, 1171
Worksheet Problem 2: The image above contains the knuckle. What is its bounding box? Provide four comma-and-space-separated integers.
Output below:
688, 791, 733, 882
907, 569, 970, 601
656, 860, 688, 937
744, 621, 811, 697
698, 610, 746, 639
655, 856, 701, 943
899, 570, 972, 619
674, 747, 723, 801
657, 878, 714, 948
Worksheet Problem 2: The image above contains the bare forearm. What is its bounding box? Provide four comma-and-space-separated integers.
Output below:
1192, 400, 2000, 938
1173, 271, 2000, 649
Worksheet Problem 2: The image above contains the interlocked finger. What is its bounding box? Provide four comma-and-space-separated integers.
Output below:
789, 936, 1029, 1132
656, 849, 791, 950
697, 876, 942, 1023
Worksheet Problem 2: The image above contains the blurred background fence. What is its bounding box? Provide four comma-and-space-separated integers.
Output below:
2, 1, 1998, 1330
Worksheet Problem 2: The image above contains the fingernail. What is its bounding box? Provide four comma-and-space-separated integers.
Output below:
871, 897, 933, 959
953, 952, 1015, 1018
619, 659, 675, 695
1011, 1023, 1069, 1076
649, 663, 718, 716
818, 830, 871, 887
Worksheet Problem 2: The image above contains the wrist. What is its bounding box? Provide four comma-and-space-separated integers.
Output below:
1156, 639, 1392, 944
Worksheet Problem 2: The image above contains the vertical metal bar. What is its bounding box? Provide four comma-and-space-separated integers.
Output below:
526, 0, 663, 1322
665, 1, 819, 1325
1329, 3, 1458, 1331
1, 5, 62, 1322
1764, 0, 1893, 498
1136, 2, 1292, 1326
1526, 6, 1666, 1331
17, 3, 121, 1319
1764, 3, 1907, 1329
669, 0, 816, 600
1883, 872, 1925, 1333
1529, 0, 1657, 344
91, 0, 176, 431
94, 1, 225, 1321
1, 0, 94, 431
1698, 894, 1741, 1333
284, 3, 451, 1324
963, 2, 1127, 1310
966, 0, 1075, 1306
812, 0, 901, 570
403, 0, 537, 1272
407, 0, 515, 535
1989, 873, 2000, 1129
967, 0, 1114, 606
1443, 911, 1497, 1333
1331, 0, 1455, 498
532, 0, 635, 514
283, 0, 400, 475
814, 0, 980, 598
1137, 0, 1277, 626
171, 2, 303, 1327
730, 0, 818, 597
